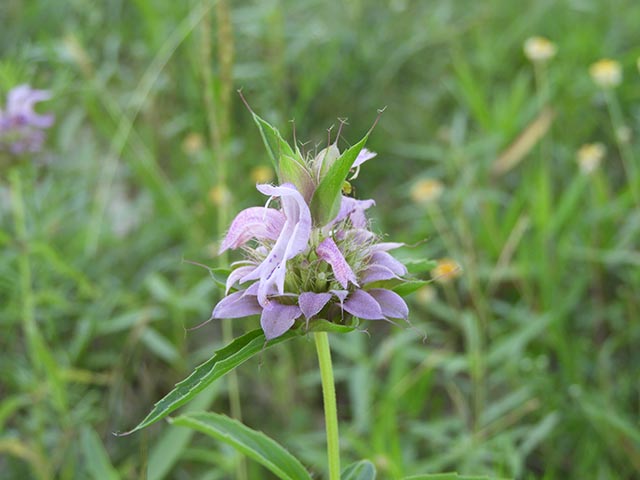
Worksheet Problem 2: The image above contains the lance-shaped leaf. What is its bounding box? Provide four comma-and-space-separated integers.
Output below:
117, 328, 299, 435
402, 474, 507, 480
310, 135, 368, 225
342, 460, 377, 480
170, 412, 312, 480
250, 112, 295, 174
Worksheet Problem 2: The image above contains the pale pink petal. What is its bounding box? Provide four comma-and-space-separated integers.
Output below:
330, 196, 375, 229
372, 242, 404, 251
220, 207, 285, 253
352, 148, 377, 168
6, 85, 54, 128
343, 289, 384, 320
241, 183, 312, 304
260, 301, 302, 339
368, 288, 408, 319
225, 265, 257, 294
212, 291, 262, 319
370, 251, 407, 276
299, 292, 332, 319
317, 237, 358, 289
360, 265, 399, 284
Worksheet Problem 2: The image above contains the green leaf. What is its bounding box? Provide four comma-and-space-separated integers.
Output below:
171, 411, 311, 480
403, 474, 509, 480
120, 328, 299, 435
306, 318, 359, 333
81, 427, 120, 480
279, 154, 315, 202
310, 135, 368, 225
403, 258, 438, 275
147, 383, 220, 480
392, 279, 430, 296
251, 112, 295, 172
342, 460, 377, 480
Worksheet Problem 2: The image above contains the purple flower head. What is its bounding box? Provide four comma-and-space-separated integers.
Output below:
0, 85, 54, 154
210, 115, 414, 339
213, 186, 410, 339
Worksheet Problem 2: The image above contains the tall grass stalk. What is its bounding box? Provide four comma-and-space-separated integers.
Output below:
200, 2, 245, 478
603, 90, 639, 205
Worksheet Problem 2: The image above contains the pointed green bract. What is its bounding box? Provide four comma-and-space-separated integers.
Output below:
171, 412, 312, 480
310, 135, 368, 225
120, 328, 299, 435
279, 154, 315, 202
342, 460, 377, 480
251, 112, 295, 173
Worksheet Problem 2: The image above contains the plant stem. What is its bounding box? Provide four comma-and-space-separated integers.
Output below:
314, 331, 341, 479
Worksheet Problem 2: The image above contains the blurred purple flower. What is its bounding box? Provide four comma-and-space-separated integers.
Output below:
0, 84, 54, 154
212, 165, 410, 339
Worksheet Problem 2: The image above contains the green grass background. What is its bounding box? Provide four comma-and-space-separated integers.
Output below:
1, 0, 639, 478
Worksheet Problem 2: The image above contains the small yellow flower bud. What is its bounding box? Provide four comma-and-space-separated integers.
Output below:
410, 179, 444, 205
431, 258, 462, 284
182, 132, 205, 155
589, 59, 622, 89
208, 184, 231, 206
523, 36, 557, 63
576, 143, 606, 175
249, 165, 274, 184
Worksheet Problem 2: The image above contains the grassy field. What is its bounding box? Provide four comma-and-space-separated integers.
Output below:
2, 0, 640, 478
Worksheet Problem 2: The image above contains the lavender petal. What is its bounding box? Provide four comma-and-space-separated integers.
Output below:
225, 265, 257, 294
317, 237, 358, 289
242, 183, 312, 304
368, 288, 409, 319
260, 301, 302, 340
352, 148, 377, 168
360, 264, 399, 284
370, 251, 407, 276
298, 292, 332, 319
220, 207, 285, 253
343, 289, 384, 320
212, 291, 262, 319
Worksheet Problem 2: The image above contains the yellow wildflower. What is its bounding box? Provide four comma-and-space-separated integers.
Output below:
589, 59, 622, 89
576, 143, 606, 174
182, 132, 204, 155
523, 36, 557, 63
411, 179, 444, 205
431, 258, 462, 284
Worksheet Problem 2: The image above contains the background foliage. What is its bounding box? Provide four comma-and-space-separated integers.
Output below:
1, 0, 639, 478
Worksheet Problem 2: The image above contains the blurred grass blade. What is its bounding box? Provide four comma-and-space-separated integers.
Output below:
81, 427, 120, 480
403, 474, 506, 480
310, 136, 368, 225
148, 383, 220, 480
171, 411, 312, 480
120, 328, 299, 435
492, 107, 554, 175
342, 460, 377, 480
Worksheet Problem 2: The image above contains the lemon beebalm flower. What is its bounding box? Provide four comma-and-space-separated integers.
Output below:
523, 36, 557, 63
589, 59, 622, 89
577, 143, 606, 174
431, 258, 462, 284
411, 178, 444, 205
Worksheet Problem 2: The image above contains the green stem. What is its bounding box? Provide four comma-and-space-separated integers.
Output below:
314, 331, 341, 479
604, 90, 639, 206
